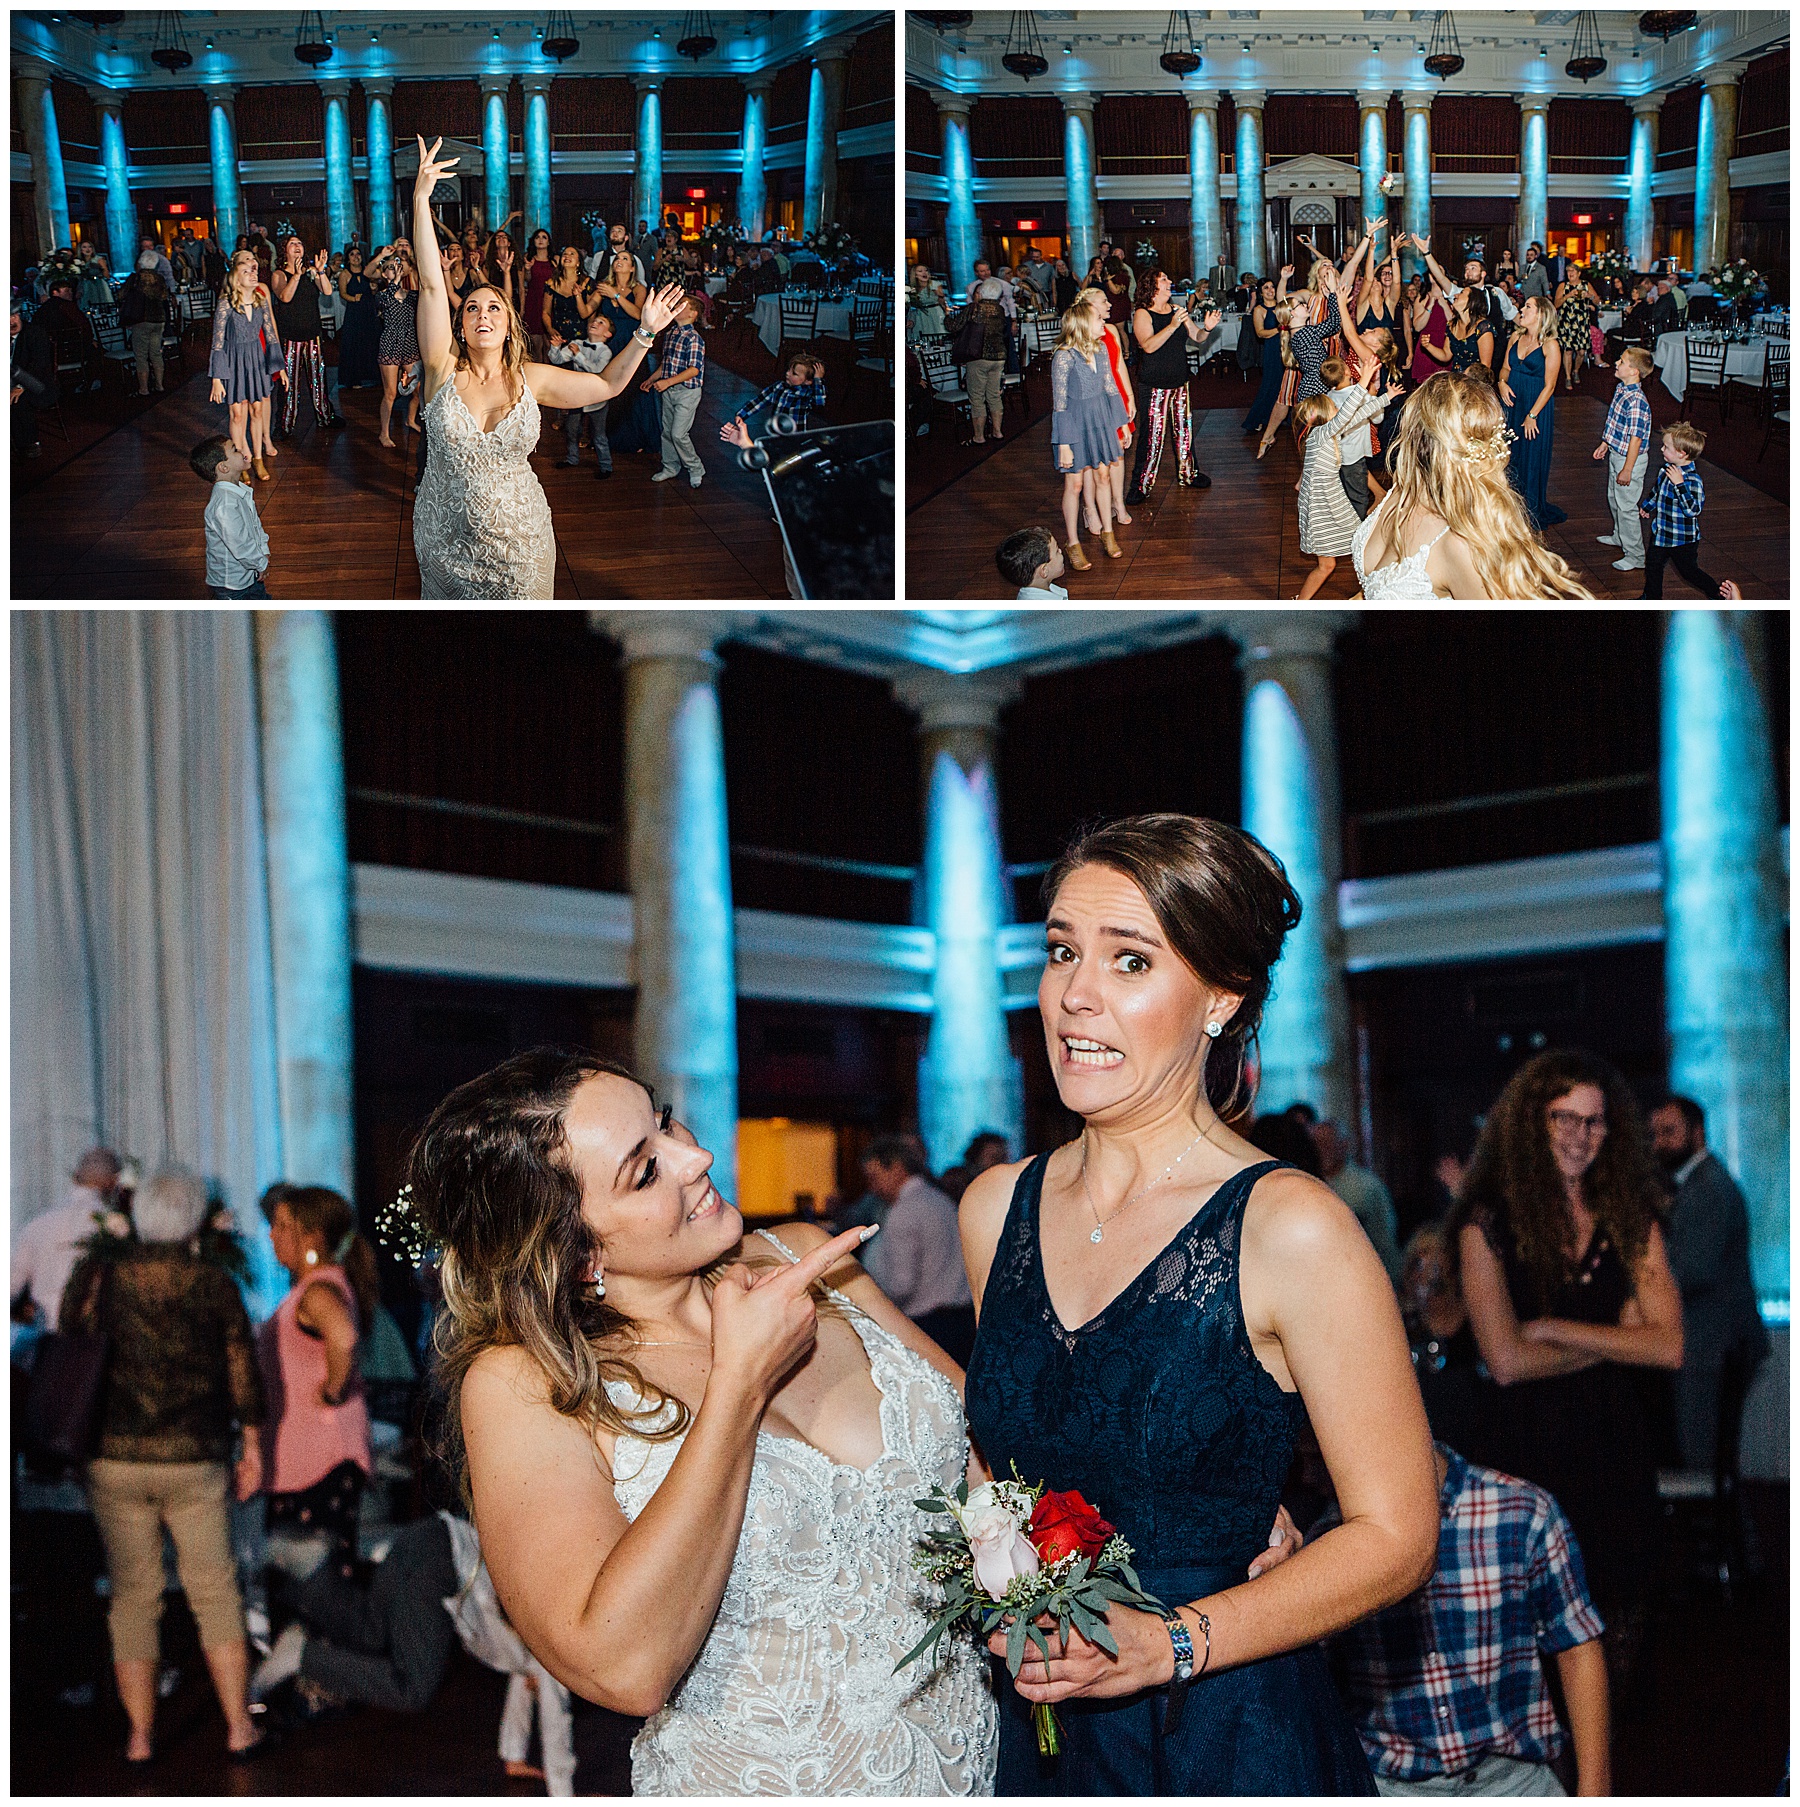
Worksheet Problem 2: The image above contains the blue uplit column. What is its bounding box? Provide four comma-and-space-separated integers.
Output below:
1660, 612, 1788, 1306
1188, 94, 1221, 284
1232, 90, 1266, 280
738, 72, 774, 240
1517, 94, 1550, 261
522, 72, 553, 242
480, 72, 513, 235
895, 671, 1024, 1176
1401, 90, 1432, 279
1232, 613, 1354, 1124
937, 91, 981, 288
363, 77, 396, 248
1626, 93, 1660, 271
16, 59, 71, 257
88, 87, 137, 275
1061, 93, 1101, 279
803, 46, 849, 234
1694, 64, 1744, 274
611, 612, 740, 1199
205, 84, 244, 251
319, 78, 357, 252
632, 75, 664, 235
252, 612, 355, 1200
1358, 89, 1389, 232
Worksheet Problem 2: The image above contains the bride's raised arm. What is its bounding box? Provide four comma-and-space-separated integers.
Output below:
411, 135, 459, 375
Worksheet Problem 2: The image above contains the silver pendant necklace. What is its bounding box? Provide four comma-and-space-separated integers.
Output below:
1079, 1127, 1209, 1244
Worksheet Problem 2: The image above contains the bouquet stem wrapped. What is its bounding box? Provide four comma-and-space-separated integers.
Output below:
896, 1470, 1165, 1758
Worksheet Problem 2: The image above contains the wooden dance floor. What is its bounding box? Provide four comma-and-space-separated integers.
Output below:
13, 362, 795, 601
906, 394, 1790, 601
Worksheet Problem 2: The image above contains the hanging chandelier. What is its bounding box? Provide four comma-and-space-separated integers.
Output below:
676, 11, 718, 61
149, 12, 192, 73
1565, 12, 1607, 82
292, 11, 332, 66
540, 10, 579, 62
1001, 12, 1049, 82
1422, 10, 1465, 81
1159, 12, 1202, 78
916, 12, 974, 30
1638, 12, 1698, 42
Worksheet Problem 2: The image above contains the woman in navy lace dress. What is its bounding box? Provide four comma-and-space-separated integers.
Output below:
962, 813, 1438, 1796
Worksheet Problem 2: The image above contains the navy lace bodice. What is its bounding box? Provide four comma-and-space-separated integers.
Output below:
965, 1154, 1305, 1573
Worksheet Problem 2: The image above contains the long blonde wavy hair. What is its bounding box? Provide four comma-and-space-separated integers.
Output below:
1385, 373, 1592, 599
1518, 292, 1560, 344
1054, 296, 1104, 358
226, 249, 265, 315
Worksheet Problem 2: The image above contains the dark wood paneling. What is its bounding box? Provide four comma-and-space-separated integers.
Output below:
51, 79, 98, 157
391, 77, 480, 144
1095, 93, 1185, 173
1265, 92, 1357, 160
663, 74, 748, 144
907, 82, 939, 171
969, 94, 1062, 176
1548, 94, 1629, 174
548, 75, 633, 145
1432, 94, 1520, 173
768, 59, 811, 142
1658, 81, 1701, 165
1739, 46, 1788, 155
120, 86, 208, 164
846, 19, 894, 125
236, 83, 324, 159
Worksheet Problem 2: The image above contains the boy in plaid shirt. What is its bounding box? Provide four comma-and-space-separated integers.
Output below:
1315, 1443, 1609, 1797
1590, 346, 1653, 572
733, 350, 827, 439
1639, 420, 1721, 598
647, 289, 708, 488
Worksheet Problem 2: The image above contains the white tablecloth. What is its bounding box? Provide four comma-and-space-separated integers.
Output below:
753, 293, 852, 354
1654, 331, 1769, 402
1599, 309, 1622, 332
705, 276, 727, 296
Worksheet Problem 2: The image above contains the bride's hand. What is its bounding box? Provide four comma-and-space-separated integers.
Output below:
412, 135, 460, 200
707, 1223, 879, 1413
1247, 1505, 1304, 1579
991, 1605, 1178, 1703
639, 282, 688, 334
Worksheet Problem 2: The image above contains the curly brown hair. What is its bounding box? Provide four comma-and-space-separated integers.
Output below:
1451, 1048, 1665, 1313
1133, 265, 1168, 311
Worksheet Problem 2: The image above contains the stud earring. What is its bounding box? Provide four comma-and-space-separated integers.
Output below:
1205, 1021, 1223, 1040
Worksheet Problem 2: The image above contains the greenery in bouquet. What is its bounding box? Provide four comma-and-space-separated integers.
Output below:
897, 1471, 1166, 1757
579, 208, 606, 251
1711, 258, 1760, 304
814, 221, 858, 262
1587, 245, 1630, 282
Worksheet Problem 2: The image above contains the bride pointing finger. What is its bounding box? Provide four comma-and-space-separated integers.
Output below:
407, 135, 686, 599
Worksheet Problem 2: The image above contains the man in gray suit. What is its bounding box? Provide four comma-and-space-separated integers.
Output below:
1649, 1095, 1770, 1471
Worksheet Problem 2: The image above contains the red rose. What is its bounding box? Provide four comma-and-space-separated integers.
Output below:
1027, 1489, 1116, 1564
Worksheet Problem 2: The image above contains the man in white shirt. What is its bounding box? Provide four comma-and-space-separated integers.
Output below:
966, 259, 1017, 321
857, 1134, 976, 1364
13, 1148, 122, 1330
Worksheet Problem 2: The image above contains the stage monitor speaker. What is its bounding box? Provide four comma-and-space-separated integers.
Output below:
738, 418, 894, 599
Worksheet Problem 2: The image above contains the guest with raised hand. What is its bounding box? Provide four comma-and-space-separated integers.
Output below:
1444, 280, 1496, 379
1497, 293, 1566, 528
961, 815, 1438, 1795
208, 248, 287, 480
1350, 371, 1591, 599
366, 237, 421, 448
1124, 268, 1221, 503
485, 230, 524, 320
271, 236, 342, 437
405, 136, 682, 598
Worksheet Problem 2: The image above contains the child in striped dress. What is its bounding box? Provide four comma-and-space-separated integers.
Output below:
1294, 384, 1392, 599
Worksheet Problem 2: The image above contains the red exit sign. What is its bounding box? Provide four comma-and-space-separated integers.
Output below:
1574, 213, 1592, 225
166, 202, 189, 214
1015, 218, 1039, 230
686, 188, 706, 199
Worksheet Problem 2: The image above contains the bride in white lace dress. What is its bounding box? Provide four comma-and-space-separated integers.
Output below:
410, 1051, 998, 1795
406, 138, 685, 599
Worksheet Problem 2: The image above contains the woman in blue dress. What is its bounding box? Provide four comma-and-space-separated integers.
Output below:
590, 248, 662, 455
961, 812, 1439, 1797
1239, 278, 1286, 435
1049, 300, 1130, 569
208, 248, 287, 479
335, 245, 381, 389
1499, 294, 1566, 528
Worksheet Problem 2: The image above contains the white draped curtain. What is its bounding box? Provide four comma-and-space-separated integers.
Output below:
12, 611, 288, 1311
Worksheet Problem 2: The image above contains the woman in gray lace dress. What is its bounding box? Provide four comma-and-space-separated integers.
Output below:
405, 138, 684, 599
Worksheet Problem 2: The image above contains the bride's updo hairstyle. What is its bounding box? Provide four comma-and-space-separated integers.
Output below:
1042, 814, 1302, 1118
406, 1046, 708, 1474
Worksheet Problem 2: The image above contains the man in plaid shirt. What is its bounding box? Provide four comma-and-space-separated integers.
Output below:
1639, 419, 1722, 598
1314, 1443, 1609, 1796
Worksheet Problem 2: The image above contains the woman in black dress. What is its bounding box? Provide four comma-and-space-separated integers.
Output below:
366, 238, 421, 447
1452, 1048, 1682, 1691
1240, 277, 1287, 435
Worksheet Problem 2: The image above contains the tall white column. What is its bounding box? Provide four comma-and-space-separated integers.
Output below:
1400, 90, 1433, 279
894, 671, 1024, 1175
738, 73, 775, 240
1232, 90, 1267, 279
1229, 612, 1355, 1124
319, 78, 357, 252
1357, 89, 1390, 233
363, 76, 396, 249
1694, 64, 1745, 273
1060, 94, 1102, 277
1660, 612, 1788, 1304
253, 612, 355, 1198
204, 84, 244, 253
1626, 94, 1661, 272
479, 72, 513, 235
522, 72, 554, 244
632, 74, 665, 235
937, 92, 981, 288
1516, 94, 1551, 263
16, 58, 71, 257
610, 612, 740, 1198
1188, 95, 1221, 284
803, 47, 849, 234
88, 86, 137, 276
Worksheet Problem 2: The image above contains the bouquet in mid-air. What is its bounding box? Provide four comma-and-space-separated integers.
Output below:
896, 1471, 1165, 1756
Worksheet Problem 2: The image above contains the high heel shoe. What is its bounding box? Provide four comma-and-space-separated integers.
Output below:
1099, 529, 1122, 560
252, 457, 271, 481
1063, 540, 1092, 572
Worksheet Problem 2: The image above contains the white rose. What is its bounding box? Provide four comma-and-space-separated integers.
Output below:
968, 1517, 1041, 1601
102, 1212, 131, 1239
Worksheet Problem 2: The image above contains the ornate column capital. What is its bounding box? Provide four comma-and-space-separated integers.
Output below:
812, 42, 853, 69
632, 71, 666, 93
86, 83, 124, 116
316, 76, 353, 102
1400, 88, 1435, 113
1230, 88, 1267, 113
934, 88, 973, 121
1186, 90, 1220, 117
1356, 88, 1392, 112
742, 69, 778, 95
1701, 59, 1749, 89
1630, 89, 1666, 116
595, 609, 735, 666
13, 56, 55, 87
477, 69, 515, 98
201, 81, 237, 112
519, 70, 555, 98
891, 668, 1021, 735
1516, 92, 1553, 117
1057, 90, 1096, 116
360, 74, 395, 100
1221, 611, 1356, 665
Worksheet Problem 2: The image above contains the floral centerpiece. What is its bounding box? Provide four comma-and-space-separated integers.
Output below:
897, 1471, 1166, 1757
1587, 245, 1630, 284
1711, 258, 1761, 309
